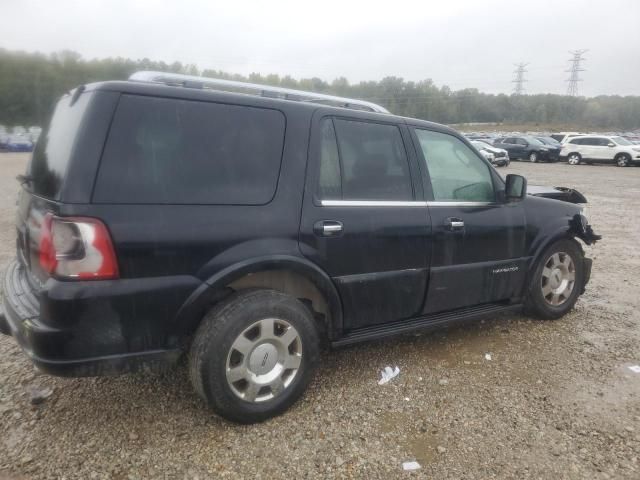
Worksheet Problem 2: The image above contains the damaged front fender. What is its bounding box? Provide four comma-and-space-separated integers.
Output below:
570, 214, 602, 245
528, 185, 588, 204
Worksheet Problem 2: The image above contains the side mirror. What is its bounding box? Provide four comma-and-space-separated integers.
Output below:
608, 143, 615, 147
505, 174, 527, 202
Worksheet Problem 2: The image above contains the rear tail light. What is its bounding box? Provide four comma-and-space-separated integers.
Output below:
39, 214, 119, 280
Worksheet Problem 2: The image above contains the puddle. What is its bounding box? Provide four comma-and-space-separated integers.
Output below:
377, 411, 442, 467
406, 431, 441, 466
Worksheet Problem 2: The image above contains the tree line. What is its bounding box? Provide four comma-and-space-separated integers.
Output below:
1, 48, 639, 130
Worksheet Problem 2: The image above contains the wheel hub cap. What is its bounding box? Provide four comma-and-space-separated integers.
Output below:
249, 343, 278, 375
225, 318, 302, 403
541, 252, 576, 306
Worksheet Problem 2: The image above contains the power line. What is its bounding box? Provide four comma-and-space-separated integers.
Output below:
566, 49, 588, 96
512, 63, 529, 95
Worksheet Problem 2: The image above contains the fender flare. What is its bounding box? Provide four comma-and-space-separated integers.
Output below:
524, 214, 600, 292
172, 254, 343, 340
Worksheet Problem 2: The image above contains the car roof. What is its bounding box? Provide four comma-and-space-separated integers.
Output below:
84, 80, 458, 136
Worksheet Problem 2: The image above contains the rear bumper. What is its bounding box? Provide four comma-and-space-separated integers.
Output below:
1, 261, 185, 377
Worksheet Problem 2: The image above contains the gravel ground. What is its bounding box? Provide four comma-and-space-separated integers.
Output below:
1, 153, 639, 479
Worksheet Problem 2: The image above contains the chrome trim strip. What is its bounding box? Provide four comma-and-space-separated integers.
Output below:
320, 200, 428, 207
320, 200, 495, 207
427, 201, 494, 207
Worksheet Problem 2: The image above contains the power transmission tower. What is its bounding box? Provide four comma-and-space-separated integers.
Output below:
512, 63, 528, 95
566, 50, 588, 96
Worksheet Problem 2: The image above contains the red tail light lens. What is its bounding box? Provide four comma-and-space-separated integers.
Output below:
39, 214, 119, 280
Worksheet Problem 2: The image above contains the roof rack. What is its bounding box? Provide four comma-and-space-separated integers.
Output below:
128, 71, 390, 114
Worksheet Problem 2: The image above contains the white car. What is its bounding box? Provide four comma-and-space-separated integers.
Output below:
561, 135, 640, 167
471, 140, 510, 167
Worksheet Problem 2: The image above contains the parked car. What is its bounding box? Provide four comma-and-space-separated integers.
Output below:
493, 135, 560, 162
561, 135, 640, 166
471, 140, 510, 167
5, 135, 33, 152
0, 72, 599, 423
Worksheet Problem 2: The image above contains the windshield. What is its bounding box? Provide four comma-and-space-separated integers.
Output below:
612, 136, 633, 146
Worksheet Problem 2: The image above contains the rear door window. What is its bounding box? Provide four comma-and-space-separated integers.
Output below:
93, 95, 285, 205
317, 118, 413, 201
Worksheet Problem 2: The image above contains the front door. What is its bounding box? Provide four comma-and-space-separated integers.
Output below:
299, 113, 432, 331
409, 127, 528, 314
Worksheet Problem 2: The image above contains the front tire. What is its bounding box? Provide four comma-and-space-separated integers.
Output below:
189, 289, 320, 423
616, 153, 630, 167
529, 152, 538, 163
524, 239, 585, 320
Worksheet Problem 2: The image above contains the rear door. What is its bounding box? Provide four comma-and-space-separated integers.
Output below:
575, 137, 595, 159
500, 138, 519, 158
409, 127, 527, 313
299, 112, 431, 331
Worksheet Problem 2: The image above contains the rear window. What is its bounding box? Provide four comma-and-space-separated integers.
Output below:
28, 91, 93, 199
93, 95, 285, 205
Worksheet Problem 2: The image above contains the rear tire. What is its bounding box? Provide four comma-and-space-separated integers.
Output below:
529, 152, 538, 163
567, 153, 581, 165
616, 153, 630, 167
524, 239, 585, 320
189, 289, 320, 423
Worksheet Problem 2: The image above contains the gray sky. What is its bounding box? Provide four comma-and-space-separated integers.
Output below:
2, 0, 639, 96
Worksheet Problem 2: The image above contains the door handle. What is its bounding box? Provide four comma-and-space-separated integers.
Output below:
445, 217, 465, 231
314, 220, 343, 237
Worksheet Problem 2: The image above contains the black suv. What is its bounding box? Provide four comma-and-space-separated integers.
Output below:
1, 72, 599, 423
494, 135, 560, 162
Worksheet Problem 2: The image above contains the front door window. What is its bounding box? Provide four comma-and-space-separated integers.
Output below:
414, 129, 495, 203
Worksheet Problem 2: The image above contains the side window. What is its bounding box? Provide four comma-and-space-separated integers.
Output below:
503, 138, 514, 144
516, 138, 527, 146
316, 118, 413, 201
582, 138, 597, 146
317, 119, 342, 199
570, 138, 583, 145
595, 138, 610, 146
94, 95, 285, 205
414, 129, 495, 203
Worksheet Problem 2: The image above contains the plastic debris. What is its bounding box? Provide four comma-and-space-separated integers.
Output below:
628, 365, 640, 373
484, 353, 492, 361
27, 386, 53, 405
402, 461, 421, 471
378, 366, 400, 385
404, 397, 410, 401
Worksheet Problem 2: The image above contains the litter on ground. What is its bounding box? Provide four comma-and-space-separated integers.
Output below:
378, 366, 400, 385
402, 461, 421, 471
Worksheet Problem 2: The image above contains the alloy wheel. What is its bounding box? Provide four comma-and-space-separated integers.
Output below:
616, 155, 629, 167
541, 252, 576, 306
226, 318, 302, 403
568, 154, 580, 165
